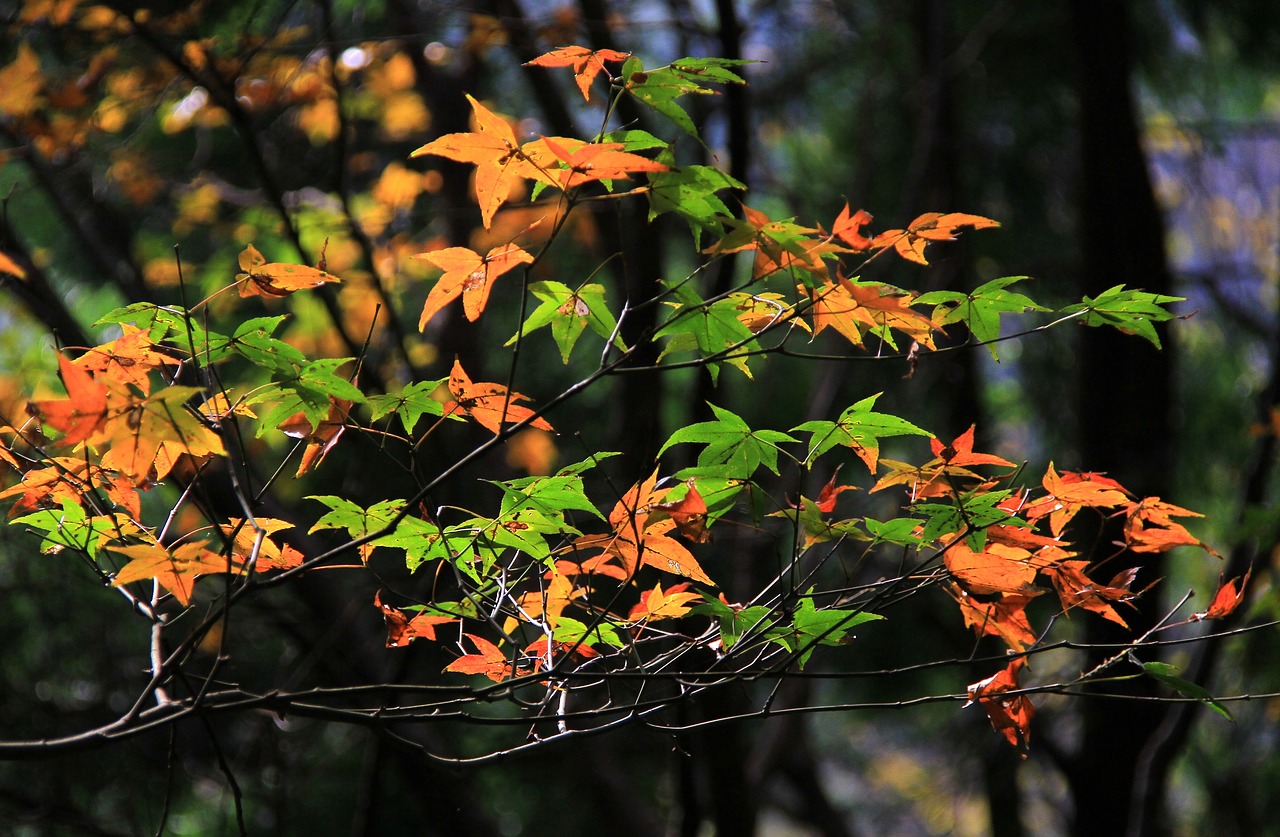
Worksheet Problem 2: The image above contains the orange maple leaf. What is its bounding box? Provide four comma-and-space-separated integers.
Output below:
1023, 463, 1130, 537
537, 136, 668, 191
278, 397, 352, 477
525, 46, 630, 101
573, 470, 715, 585
629, 582, 701, 623
812, 468, 858, 513
1043, 561, 1139, 627
74, 325, 179, 394
410, 94, 557, 229
651, 479, 711, 543
220, 517, 304, 572
871, 211, 1000, 266
829, 203, 875, 250
808, 279, 939, 349
946, 583, 1042, 652
414, 243, 533, 329
110, 540, 233, 606
709, 205, 836, 280
445, 633, 529, 682
1122, 496, 1218, 556
27, 355, 109, 446
930, 426, 1016, 469
236, 244, 341, 298
446, 359, 553, 435
967, 656, 1034, 749
375, 591, 458, 648
1192, 569, 1251, 621
944, 541, 1037, 595
0, 458, 138, 518
523, 636, 599, 670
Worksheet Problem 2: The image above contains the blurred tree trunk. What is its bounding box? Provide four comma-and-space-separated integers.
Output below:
1067, 2, 1175, 836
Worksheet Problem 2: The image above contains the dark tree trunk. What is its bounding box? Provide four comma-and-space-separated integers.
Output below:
1067, 3, 1175, 836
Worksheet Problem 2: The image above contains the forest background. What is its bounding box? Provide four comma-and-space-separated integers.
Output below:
1, 1, 1278, 836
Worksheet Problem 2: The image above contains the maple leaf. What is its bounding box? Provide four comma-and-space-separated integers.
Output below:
629, 582, 701, 623
110, 539, 232, 606
807, 278, 939, 350
526, 46, 630, 101
573, 470, 715, 585
410, 94, 556, 229
505, 568, 582, 632
946, 584, 1042, 652
1043, 561, 1138, 627
1023, 463, 1130, 537
0, 458, 138, 518
794, 393, 931, 473
1059, 285, 1183, 349
375, 591, 459, 648
829, 203, 875, 250
873, 426, 1013, 499
446, 359, 553, 435
1192, 569, 1251, 621
98, 386, 226, 484
75, 325, 180, 394
944, 540, 1037, 595
709, 206, 836, 281
535, 136, 669, 191
1122, 497, 1218, 556
967, 656, 1034, 749
651, 479, 711, 542
445, 633, 529, 682
916, 276, 1050, 360
812, 468, 858, 513
277, 396, 352, 477
220, 517, 304, 571
236, 244, 341, 298
523, 636, 599, 671
26, 355, 109, 446
414, 243, 533, 329
0, 43, 44, 118
871, 212, 1000, 266
930, 426, 1016, 469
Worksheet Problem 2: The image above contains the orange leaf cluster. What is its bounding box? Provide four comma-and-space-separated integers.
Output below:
27, 351, 225, 485
412, 95, 666, 229
571, 469, 714, 585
